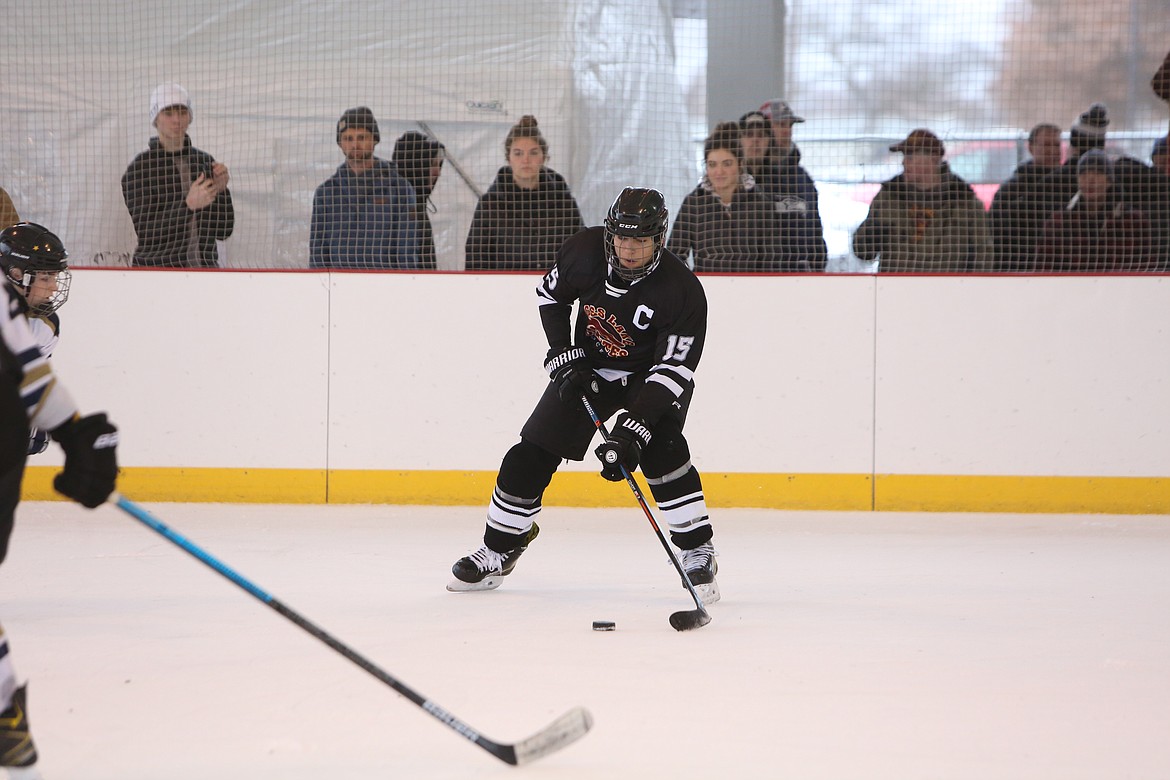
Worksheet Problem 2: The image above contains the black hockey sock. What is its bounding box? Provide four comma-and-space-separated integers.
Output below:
484, 440, 561, 551
484, 520, 534, 554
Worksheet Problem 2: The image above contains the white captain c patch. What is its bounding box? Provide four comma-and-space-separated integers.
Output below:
633, 304, 654, 329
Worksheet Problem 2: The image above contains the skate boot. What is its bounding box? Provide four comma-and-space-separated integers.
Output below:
448, 523, 540, 592
0, 685, 38, 770
679, 541, 720, 605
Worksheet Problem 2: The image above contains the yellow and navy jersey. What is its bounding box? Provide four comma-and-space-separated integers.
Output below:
536, 226, 707, 425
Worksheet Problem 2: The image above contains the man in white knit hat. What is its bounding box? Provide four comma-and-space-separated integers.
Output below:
120, 83, 234, 267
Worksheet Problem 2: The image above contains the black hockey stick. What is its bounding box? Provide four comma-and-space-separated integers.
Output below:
111, 494, 592, 766
580, 397, 712, 632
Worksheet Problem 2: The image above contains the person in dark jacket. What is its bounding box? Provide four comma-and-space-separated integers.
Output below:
667, 122, 801, 272
1033, 104, 1110, 225
465, 115, 583, 271
1111, 144, 1170, 272
753, 99, 828, 271
737, 110, 775, 189
1154, 49, 1170, 174
1036, 150, 1153, 272
311, 107, 419, 269
854, 129, 992, 273
392, 131, 446, 270
989, 123, 1063, 271
121, 83, 234, 268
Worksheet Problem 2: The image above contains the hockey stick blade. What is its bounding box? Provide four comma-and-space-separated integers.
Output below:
422, 702, 592, 766
500, 706, 594, 766
110, 495, 593, 766
669, 607, 712, 632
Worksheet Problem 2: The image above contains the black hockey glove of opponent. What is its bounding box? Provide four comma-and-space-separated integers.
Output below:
594, 412, 652, 482
544, 346, 599, 405
52, 413, 119, 508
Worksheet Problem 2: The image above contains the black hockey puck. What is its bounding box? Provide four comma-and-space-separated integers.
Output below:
592, 621, 616, 631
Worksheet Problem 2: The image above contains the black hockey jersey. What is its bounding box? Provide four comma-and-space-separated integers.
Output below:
536, 226, 707, 425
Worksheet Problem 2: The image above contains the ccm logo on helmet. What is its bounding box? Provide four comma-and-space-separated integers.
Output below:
618, 222, 640, 230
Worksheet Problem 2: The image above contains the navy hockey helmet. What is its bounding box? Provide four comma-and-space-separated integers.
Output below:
604, 187, 668, 282
0, 222, 71, 316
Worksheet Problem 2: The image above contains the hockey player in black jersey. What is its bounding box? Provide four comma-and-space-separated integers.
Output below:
450, 187, 719, 602
1, 224, 119, 775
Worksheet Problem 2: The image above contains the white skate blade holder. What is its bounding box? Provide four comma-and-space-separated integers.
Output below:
447, 575, 505, 592
693, 581, 720, 605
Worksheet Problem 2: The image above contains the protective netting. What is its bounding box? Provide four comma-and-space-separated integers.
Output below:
0, 0, 1167, 273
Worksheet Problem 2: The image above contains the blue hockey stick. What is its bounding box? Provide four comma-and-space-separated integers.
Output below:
110, 494, 592, 765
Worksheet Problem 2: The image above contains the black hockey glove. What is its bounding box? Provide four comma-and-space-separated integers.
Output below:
594, 413, 652, 482
544, 346, 599, 405
52, 413, 119, 508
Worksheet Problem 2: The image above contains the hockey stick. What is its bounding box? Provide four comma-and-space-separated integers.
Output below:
416, 121, 483, 199
110, 494, 592, 766
580, 397, 711, 632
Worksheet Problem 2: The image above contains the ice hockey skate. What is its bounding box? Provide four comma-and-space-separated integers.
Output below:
448, 523, 540, 592
0, 685, 38, 772
679, 542, 720, 604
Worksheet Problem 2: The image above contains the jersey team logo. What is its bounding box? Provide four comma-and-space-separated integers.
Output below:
583, 304, 634, 358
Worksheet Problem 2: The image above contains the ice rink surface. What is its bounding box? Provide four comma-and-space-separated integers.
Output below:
2, 501, 1168, 779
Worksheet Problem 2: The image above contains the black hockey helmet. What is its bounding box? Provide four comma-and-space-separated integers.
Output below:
604, 187, 668, 281
0, 222, 71, 316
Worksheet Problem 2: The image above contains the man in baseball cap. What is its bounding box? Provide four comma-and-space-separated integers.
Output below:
853, 126, 992, 272
759, 99, 804, 125
749, 98, 827, 270
889, 128, 945, 157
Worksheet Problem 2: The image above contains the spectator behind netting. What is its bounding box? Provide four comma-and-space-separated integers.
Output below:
1153, 136, 1169, 173
121, 83, 234, 268
989, 123, 1063, 272
1154, 49, 1170, 103
1111, 135, 1170, 272
853, 129, 992, 273
310, 107, 420, 270
666, 122, 803, 272
391, 131, 446, 270
464, 115, 583, 271
0, 188, 18, 230
737, 111, 774, 189
1153, 49, 1170, 155
1036, 150, 1152, 273
1035, 103, 1110, 220
752, 100, 828, 271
